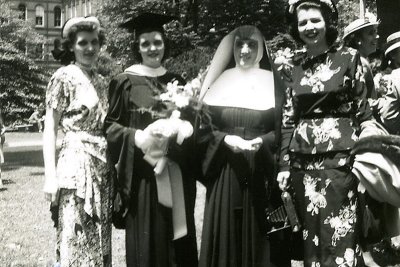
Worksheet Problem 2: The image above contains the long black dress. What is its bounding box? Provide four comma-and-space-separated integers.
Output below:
198, 105, 284, 267
104, 71, 198, 267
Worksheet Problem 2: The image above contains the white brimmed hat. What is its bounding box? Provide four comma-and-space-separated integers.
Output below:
62, 16, 100, 38
343, 13, 379, 40
385, 31, 400, 56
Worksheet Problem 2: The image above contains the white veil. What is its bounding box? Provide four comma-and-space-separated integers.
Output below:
199, 25, 275, 110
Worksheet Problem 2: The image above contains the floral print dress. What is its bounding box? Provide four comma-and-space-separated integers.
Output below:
277, 46, 373, 267
46, 64, 112, 266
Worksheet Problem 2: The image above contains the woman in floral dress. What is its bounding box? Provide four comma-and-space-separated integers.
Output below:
43, 17, 112, 266
276, 1, 379, 266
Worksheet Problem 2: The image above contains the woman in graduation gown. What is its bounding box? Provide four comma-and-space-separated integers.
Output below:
104, 12, 198, 267
197, 25, 288, 267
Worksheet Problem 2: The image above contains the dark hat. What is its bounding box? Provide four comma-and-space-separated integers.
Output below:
119, 12, 178, 36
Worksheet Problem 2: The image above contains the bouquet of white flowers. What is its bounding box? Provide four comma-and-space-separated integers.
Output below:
139, 77, 204, 174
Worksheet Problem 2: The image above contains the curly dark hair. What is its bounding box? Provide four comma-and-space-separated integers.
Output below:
286, 0, 339, 47
131, 30, 170, 63
59, 22, 106, 65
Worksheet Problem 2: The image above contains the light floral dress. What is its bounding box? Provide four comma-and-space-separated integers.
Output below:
46, 64, 112, 266
277, 46, 373, 267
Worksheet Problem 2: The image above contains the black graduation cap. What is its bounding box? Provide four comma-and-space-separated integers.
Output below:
120, 12, 178, 36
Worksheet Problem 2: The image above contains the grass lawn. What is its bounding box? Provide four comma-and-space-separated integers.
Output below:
1, 132, 400, 266
0, 133, 126, 266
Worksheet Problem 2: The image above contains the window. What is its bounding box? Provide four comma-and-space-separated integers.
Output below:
54, 7, 61, 27
88, 0, 91, 15
18, 4, 26, 20
35, 43, 44, 59
72, 0, 76, 17
83, 0, 87, 16
35, 5, 44, 26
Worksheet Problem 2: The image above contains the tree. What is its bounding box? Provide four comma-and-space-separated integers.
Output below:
98, 0, 290, 79
0, 0, 49, 125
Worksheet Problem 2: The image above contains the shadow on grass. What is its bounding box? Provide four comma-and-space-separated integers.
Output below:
30, 171, 45, 176
3, 148, 44, 169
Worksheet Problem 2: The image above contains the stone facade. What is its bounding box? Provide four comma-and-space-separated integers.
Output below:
10, 0, 103, 66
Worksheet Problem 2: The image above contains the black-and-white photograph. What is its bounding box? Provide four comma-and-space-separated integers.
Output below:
1, 0, 400, 266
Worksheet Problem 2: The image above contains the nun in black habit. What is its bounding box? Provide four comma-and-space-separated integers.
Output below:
197, 25, 289, 267
103, 12, 198, 267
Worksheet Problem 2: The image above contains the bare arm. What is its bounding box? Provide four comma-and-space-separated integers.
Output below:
43, 108, 61, 202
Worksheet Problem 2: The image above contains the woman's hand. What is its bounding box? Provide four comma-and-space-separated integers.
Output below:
43, 178, 59, 203
248, 137, 263, 152
277, 171, 290, 191
224, 135, 262, 153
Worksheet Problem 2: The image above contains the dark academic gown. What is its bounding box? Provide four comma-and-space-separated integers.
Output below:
104, 71, 198, 267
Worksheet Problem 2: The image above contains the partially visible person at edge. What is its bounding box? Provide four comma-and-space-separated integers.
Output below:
42, 16, 113, 266
103, 12, 198, 267
197, 25, 290, 267
0, 108, 5, 188
373, 31, 400, 136
343, 12, 382, 267
276, 0, 381, 266
353, 30, 400, 253
344, 12, 380, 100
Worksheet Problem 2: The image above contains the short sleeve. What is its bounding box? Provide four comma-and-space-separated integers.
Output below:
45, 68, 70, 113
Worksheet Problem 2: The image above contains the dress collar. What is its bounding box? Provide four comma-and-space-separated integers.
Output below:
294, 44, 340, 69
124, 64, 167, 77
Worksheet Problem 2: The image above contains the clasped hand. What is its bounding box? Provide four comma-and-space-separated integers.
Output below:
224, 135, 263, 153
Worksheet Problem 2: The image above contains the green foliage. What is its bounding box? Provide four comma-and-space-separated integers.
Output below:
0, 41, 49, 125
97, 50, 123, 78
0, 0, 48, 125
98, 0, 379, 80
336, 0, 377, 38
165, 46, 214, 80
196, 0, 287, 47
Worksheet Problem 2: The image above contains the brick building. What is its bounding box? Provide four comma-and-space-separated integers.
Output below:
10, 0, 103, 65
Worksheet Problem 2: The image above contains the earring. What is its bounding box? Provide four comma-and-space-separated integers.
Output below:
357, 41, 361, 45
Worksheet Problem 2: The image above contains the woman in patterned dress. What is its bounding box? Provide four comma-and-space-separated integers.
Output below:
276, 1, 380, 266
43, 17, 112, 266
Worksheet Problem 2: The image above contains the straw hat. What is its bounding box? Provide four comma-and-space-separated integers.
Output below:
343, 12, 379, 40
62, 16, 100, 38
385, 31, 400, 56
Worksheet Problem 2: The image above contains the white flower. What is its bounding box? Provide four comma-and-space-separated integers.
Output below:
344, 248, 355, 263
313, 235, 319, 246
338, 158, 346, 166
297, 122, 310, 144
303, 229, 309, 240
191, 78, 201, 90
174, 95, 190, 108
335, 257, 344, 265
347, 190, 354, 199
